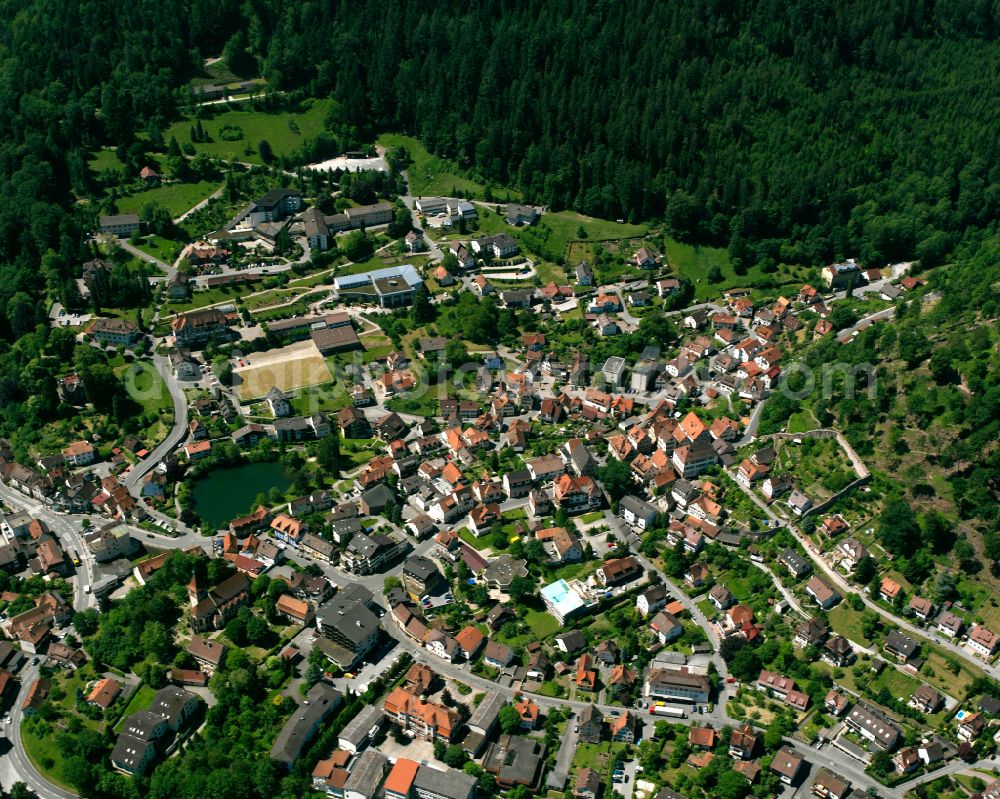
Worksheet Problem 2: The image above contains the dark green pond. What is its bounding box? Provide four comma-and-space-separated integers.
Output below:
192, 461, 292, 528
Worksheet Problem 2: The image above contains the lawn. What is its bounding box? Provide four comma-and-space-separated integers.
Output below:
385, 392, 444, 417
130, 234, 186, 264
378, 133, 497, 199
115, 179, 221, 218
288, 266, 341, 288
21, 726, 78, 791
115, 361, 173, 414
113, 683, 157, 733
166, 287, 249, 314
287, 384, 352, 416
242, 287, 304, 311
664, 236, 811, 301
361, 334, 395, 364
524, 609, 560, 639
160, 99, 333, 165
539, 210, 649, 254
251, 291, 326, 322
827, 603, 873, 645
580, 511, 605, 524
458, 527, 492, 551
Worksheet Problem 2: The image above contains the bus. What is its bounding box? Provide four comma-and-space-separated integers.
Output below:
70, 549, 81, 566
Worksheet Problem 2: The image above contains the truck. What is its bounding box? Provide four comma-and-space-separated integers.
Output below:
650, 704, 686, 719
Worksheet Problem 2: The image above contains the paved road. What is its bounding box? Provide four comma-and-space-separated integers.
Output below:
726, 467, 1000, 684
0, 661, 78, 799
123, 354, 188, 496
173, 184, 225, 225
118, 239, 172, 275
751, 560, 808, 619
836, 307, 896, 343
551, 720, 580, 778
0, 484, 94, 612
737, 398, 767, 446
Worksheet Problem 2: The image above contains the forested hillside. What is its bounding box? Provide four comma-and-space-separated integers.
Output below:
255, 0, 1000, 268
1, 0, 999, 332
759, 236, 1000, 558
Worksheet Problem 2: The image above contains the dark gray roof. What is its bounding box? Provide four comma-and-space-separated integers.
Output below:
257, 188, 300, 207
413, 764, 478, 799
269, 682, 343, 767
338, 704, 384, 749
468, 691, 508, 734
111, 734, 156, 772
885, 629, 919, 657
556, 629, 587, 652
403, 555, 440, 583
120, 710, 166, 741
316, 589, 381, 645
342, 749, 388, 796
621, 495, 657, 517
149, 687, 198, 727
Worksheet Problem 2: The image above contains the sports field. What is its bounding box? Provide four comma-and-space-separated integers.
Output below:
233, 341, 332, 400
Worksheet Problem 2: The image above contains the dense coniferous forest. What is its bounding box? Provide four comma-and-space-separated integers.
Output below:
0, 0, 999, 336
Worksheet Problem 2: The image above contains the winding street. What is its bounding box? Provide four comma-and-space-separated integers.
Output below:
0, 663, 79, 799
122, 354, 188, 496
725, 467, 1000, 685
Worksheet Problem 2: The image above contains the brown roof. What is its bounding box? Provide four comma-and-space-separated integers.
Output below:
689, 726, 716, 748
187, 634, 225, 667
771, 746, 803, 778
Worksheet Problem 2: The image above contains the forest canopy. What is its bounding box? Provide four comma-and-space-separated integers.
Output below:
0, 0, 999, 336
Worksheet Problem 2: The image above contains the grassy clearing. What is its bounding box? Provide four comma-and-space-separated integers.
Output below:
89, 148, 127, 175
115, 180, 221, 218
827, 603, 873, 645
540, 210, 649, 254
162, 99, 332, 165
166, 283, 256, 313
130, 234, 186, 263
378, 133, 495, 198
787, 409, 821, 434
664, 236, 811, 301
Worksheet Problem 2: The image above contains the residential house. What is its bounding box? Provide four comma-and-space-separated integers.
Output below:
770, 747, 804, 785
804, 576, 840, 609
637, 585, 668, 617
969, 624, 1000, 658
845, 702, 901, 751
909, 684, 943, 714
650, 611, 683, 644
483, 641, 515, 669
884, 630, 919, 663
